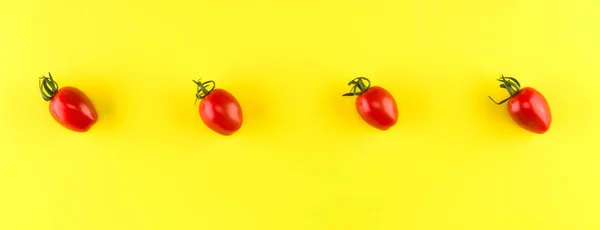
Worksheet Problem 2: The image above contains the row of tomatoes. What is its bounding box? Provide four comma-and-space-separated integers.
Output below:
39, 73, 552, 135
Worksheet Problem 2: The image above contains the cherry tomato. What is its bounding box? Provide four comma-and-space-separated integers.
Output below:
193, 79, 243, 136
488, 75, 552, 134
39, 73, 98, 132
342, 77, 398, 130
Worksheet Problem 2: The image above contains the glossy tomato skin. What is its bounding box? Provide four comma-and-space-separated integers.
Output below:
49, 86, 98, 132
506, 87, 552, 134
199, 89, 243, 136
355, 86, 398, 130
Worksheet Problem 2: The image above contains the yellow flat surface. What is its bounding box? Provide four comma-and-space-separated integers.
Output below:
1, 0, 600, 229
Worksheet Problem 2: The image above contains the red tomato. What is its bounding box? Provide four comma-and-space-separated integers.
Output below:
342, 77, 398, 130
488, 75, 552, 134
39, 73, 98, 132
193, 79, 243, 136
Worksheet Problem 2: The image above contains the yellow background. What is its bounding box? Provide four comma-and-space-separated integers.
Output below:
1, 0, 600, 229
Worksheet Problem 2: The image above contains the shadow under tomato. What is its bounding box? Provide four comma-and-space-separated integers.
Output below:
58, 72, 125, 134
326, 73, 433, 133
380, 81, 433, 130
165, 73, 282, 139
222, 74, 283, 137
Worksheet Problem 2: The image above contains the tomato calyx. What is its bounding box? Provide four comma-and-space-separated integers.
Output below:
193, 78, 216, 104
342, 77, 372, 97
39, 72, 59, 102
488, 75, 522, 105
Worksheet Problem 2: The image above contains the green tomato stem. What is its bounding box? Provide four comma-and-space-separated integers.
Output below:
39, 72, 59, 102
342, 77, 372, 97
488, 74, 522, 105
193, 78, 216, 104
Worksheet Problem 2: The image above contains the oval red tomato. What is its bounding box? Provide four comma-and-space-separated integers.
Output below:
488, 75, 552, 134
193, 79, 243, 136
39, 73, 98, 132
343, 77, 398, 130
